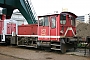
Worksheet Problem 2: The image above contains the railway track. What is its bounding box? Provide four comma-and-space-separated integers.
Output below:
0, 46, 89, 60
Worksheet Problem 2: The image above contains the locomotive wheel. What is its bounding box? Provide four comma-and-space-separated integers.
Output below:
61, 43, 66, 53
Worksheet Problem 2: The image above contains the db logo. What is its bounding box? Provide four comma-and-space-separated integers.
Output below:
41, 29, 46, 36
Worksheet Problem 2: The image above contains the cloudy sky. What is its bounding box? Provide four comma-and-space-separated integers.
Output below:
31, 0, 90, 16
0, 0, 89, 16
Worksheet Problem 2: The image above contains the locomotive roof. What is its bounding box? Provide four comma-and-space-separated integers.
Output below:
38, 12, 77, 18
38, 14, 59, 17
61, 12, 77, 18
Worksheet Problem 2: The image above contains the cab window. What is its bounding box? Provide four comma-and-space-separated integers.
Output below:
39, 17, 49, 26
60, 14, 66, 24
44, 17, 49, 26
51, 17, 56, 28
39, 17, 44, 26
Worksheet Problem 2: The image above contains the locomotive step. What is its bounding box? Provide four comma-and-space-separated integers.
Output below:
51, 48, 61, 50
51, 44, 61, 46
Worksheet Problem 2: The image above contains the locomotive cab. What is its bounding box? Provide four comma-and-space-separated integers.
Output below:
38, 12, 77, 41
38, 12, 77, 53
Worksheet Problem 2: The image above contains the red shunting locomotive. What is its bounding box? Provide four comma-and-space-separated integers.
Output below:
17, 12, 78, 53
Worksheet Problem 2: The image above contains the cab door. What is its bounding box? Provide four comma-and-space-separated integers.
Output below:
38, 16, 50, 41
50, 16, 57, 41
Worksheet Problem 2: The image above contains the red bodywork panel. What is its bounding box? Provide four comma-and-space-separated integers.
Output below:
38, 26, 50, 41
0, 21, 4, 34
18, 24, 38, 35
7, 23, 16, 34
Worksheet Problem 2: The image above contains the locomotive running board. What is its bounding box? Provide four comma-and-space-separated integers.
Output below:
17, 45, 37, 48
0, 42, 5, 43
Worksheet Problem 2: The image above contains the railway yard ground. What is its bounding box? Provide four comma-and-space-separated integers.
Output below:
0, 45, 89, 60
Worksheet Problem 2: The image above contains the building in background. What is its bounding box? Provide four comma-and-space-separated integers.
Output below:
76, 14, 90, 24
76, 16, 84, 22
84, 14, 90, 24
75, 16, 85, 26
11, 12, 28, 25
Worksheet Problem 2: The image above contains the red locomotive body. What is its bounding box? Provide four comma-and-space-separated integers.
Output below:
0, 20, 17, 44
37, 12, 77, 53
16, 12, 78, 53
